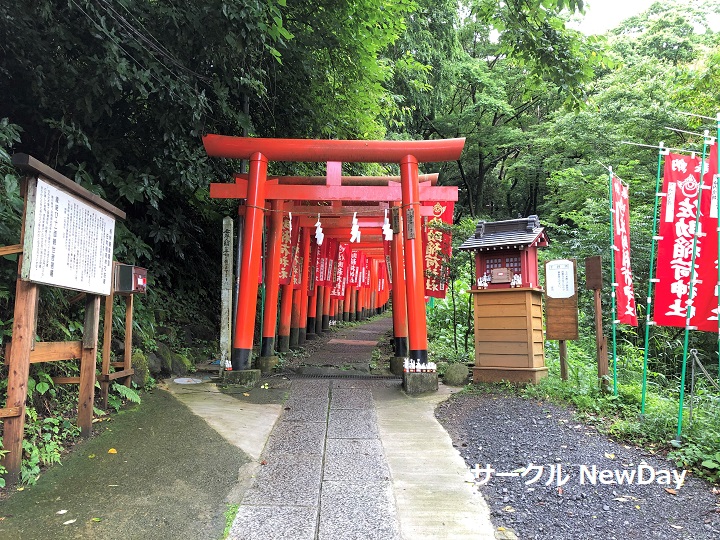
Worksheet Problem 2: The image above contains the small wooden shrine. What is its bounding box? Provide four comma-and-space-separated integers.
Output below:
459, 215, 549, 383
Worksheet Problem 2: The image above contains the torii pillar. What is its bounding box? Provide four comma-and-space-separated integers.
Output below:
400, 156, 428, 363
232, 153, 267, 370
260, 200, 283, 359
297, 229, 311, 344
390, 200, 409, 366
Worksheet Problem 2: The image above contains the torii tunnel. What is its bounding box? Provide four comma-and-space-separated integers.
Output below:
203, 135, 465, 371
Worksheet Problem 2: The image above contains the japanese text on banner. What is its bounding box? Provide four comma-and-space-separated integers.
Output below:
612, 176, 637, 326
422, 201, 454, 298
652, 147, 719, 331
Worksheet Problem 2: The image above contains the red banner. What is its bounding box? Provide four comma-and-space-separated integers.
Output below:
364, 256, 371, 288
423, 201, 454, 298
356, 251, 366, 288
612, 176, 637, 326
653, 149, 718, 331
349, 249, 359, 286
325, 239, 337, 285
307, 241, 317, 295
316, 240, 327, 286
331, 243, 350, 299
279, 215, 300, 285
292, 229, 304, 290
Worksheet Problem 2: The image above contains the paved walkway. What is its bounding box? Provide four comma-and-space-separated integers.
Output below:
0, 314, 495, 539
226, 315, 495, 540
229, 379, 401, 540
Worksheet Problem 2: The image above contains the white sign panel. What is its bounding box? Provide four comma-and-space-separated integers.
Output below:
22, 178, 115, 295
546, 259, 575, 299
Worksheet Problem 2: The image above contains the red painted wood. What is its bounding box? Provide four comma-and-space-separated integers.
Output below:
210, 180, 458, 202
234, 153, 268, 351
391, 202, 408, 344
298, 229, 311, 331
203, 135, 465, 163
262, 201, 284, 341
400, 156, 427, 356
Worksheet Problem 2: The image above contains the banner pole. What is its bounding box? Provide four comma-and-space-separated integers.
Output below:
675, 131, 711, 443
641, 143, 666, 414
609, 167, 619, 396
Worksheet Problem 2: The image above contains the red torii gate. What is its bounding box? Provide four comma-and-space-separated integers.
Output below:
204, 135, 464, 370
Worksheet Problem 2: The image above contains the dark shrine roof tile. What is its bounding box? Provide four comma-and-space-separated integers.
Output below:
458, 215, 548, 251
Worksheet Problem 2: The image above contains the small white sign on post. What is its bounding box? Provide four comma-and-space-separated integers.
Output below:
21, 178, 116, 295
546, 259, 575, 299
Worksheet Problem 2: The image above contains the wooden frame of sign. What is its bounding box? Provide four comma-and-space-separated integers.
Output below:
545, 259, 579, 381
0, 154, 125, 485
545, 259, 579, 340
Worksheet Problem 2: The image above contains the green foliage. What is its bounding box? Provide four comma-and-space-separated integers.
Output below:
222, 503, 240, 539
106, 382, 141, 413
0, 439, 7, 488
521, 342, 720, 483
20, 407, 80, 485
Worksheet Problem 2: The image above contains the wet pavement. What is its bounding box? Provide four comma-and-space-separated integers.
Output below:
0, 314, 496, 539
0, 389, 250, 540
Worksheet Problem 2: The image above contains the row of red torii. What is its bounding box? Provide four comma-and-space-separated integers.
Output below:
203, 135, 465, 370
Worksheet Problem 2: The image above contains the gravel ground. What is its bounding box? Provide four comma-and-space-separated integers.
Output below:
435, 393, 720, 540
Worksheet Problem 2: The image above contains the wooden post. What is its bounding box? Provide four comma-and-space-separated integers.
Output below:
298, 229, 311, 344
343, 282, 352, 322
101, 277, 114, 409
277, 283, 292, 352
307, 276, 318, 338
123, 294, 133, 387
400, 155, 428, 363
322, 283, 331, 330
290, 288, 301, 348
594, 288, 609, 391
232, 152, 268, 370
559, 340, 568, 381
260, 201, 283, 357
348, 285, 356, 322
315, 286, 324, 334
220, 216, 234, 372
586, 256, 608, 391
79, 294, 101, 437
1, 278, 39, 484
390, 204, 408, 358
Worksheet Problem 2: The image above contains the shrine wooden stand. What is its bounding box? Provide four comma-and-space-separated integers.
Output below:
469, 287, 547, 383
460, 216, 549, 385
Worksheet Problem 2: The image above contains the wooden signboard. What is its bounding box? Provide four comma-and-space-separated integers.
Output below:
1, 154, 125, 485
585, 255, 603, 290
545, 259, 579, 340
21, 177, 116, 295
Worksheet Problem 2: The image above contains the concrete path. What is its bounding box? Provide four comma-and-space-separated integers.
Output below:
166, 378, 282, 461
0, 315, 496, 540
374, 384, 495, 539
227, 315, 495, 540
228, 378, 401, 540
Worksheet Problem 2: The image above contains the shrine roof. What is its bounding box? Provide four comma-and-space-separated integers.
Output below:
458, 215, 549, 251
